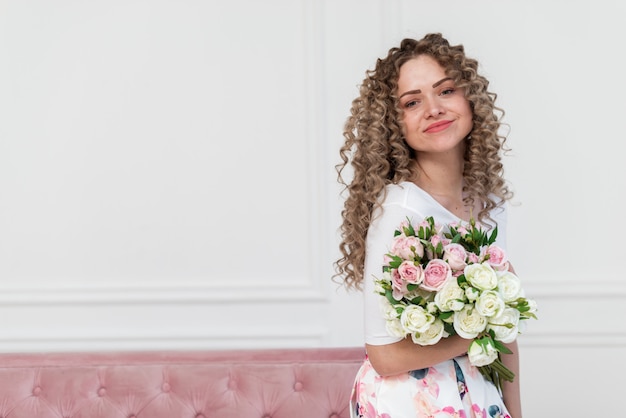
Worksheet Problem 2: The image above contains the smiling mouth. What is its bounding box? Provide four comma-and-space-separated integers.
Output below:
424, 120, 453, 133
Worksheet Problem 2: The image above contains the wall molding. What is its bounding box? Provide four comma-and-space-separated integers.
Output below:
520, 331, 626, 348
0, 328, 328, 352
0, 281, 328, 305
522, 281, 626, 299
3, 280, 622, 305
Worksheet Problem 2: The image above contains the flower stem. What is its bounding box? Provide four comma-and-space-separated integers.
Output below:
478, 357, 515, 394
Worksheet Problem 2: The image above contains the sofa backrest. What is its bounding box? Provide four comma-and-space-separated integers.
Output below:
0, 347, 365, 418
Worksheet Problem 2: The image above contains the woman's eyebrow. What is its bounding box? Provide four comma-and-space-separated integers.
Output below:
399, 89, 421, 99
399, 77, 454, 99
432, 77, 453, 88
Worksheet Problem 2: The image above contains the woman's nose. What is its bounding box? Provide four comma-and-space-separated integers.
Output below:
423, 98, 445, 118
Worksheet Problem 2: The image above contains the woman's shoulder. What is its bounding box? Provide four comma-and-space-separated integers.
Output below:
381, 181, 413, 201
381, 181, 424, 202
380, 181, 438, 213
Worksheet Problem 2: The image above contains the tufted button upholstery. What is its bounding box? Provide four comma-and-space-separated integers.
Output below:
0, 347, 365, 418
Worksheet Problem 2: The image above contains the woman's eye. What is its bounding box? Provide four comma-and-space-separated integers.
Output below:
405, 100, 420, 108
441, 88, 455, 96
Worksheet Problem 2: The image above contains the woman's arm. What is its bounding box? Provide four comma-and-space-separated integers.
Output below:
500, 262, 522, 417
366, 335, 470, 376
501, 340, 522, 417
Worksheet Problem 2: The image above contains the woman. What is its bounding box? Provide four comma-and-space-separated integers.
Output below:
334, 33, 522, 417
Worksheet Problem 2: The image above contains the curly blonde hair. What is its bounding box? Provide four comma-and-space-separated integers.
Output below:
334, 33, 513, 290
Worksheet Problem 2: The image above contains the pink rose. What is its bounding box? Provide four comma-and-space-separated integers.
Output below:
443, 243, 467, 271
397, 219, 411, 233
398, 260, 424, 284
467, 252, 479, 264
391, 236, 424, 259
426, 235, 443, 259
421, 259, 452, 291
391, 269, 409, 299
457, 226, 469, 236
417, 219, 431, 230
482, 245, 509, 271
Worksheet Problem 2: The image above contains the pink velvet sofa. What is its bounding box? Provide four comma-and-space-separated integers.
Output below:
0, 346, 365, 418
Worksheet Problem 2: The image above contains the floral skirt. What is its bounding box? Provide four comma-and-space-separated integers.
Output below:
350, 355, 510, 418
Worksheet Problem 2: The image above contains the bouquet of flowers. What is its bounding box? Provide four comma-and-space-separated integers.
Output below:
375, 215, 537, 391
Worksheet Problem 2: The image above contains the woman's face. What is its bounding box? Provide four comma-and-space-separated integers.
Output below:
396, 55, 473, 156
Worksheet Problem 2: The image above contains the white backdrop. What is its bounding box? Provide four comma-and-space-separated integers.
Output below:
1, 0, 624, 415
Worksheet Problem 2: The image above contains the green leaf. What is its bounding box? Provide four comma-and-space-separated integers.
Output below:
439, 311, 454, 320
409, 296, 424, 305
493, 339, 513, 354
443, 322, 456, 335
405, 217, 416, 236
488, 226, 498, 244
388, 255, 403, 269
457, 274, 467, 286
385, 289, 397, 305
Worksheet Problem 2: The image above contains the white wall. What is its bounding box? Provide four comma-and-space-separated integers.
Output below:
0, 0, 351, 351
1, 0, 624, 415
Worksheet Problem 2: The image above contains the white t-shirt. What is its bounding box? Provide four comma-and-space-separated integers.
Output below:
363, 181, 508, 346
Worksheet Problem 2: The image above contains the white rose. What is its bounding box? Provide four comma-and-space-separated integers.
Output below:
467, 338, 498, 367
404, 287, 434, 303
465, 286, 480, 302
373, 279, 386, 295
400, 304, 434, 334
496, 271, 522, 302
411, 318, 446, 346
487, 307, 520, 343
475, 290, 505, 318
464, 263, 498, 290
526, 299, 539, 315
434, 279, 466, 312
385, 317, 406, 338
453, 305, 487, 339
517, 297, 538, 321
426, 301, 438, 314
379, 298, 400, 321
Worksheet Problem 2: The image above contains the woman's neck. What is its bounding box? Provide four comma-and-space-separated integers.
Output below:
410, 155, 475, 220
411, 154, 464, 196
